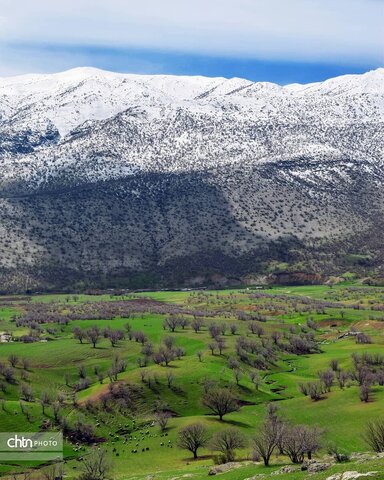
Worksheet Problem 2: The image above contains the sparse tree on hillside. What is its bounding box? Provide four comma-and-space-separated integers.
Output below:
360, 383, 371, 403
191, 317, 204, 333
364, 419, 384, 452
252, 419, 282, 466
78, 448, 111, 480
8, 354, 18, 368
177, 423, 209, 459
202, 388, 239, 421
21, 358, 31, 371
42, 463, 64, 480
163, 315, 180, 332
250, 371, 261, 390
20, 383, 34, 402
40, 390, 51, 415
210, 428, 246, 462
155, 411, 171, 432
230, 324, 238, 335
318, 369, 334, 392
73, 327, 86, 344
86, 327, 101, 348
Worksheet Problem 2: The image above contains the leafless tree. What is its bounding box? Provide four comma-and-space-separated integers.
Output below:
330, 359, 339, 372
250, 371, 261, 390
179, 317, 189, 329
281, 425, 322, 463
356, 333, 372, 344
318, 370, 334, 392
163, 315, 180, 332
210, 428, 246, 462
155, 411, 171, 432
208, 323, 221, 339
252, 419, 282, 466
42, 463, 64, 480
8, 354, 18, 368
298, 381, 323, 401
157, 347, 176, 366
177, 423, 209, 459
364, 419, 384, 452
21, 358, 31, 371
86, 327, 101, 348
230, 324, 238, 335
248, 322, 264, 337
20, 383, 34, 402
163, 335, 175, 350
78, 364, 87, 379
191, 317, 204, 333
73, 327, 86, 344
336, 370, 350, 389
216, 337, 226, 355
202, 388, 239, 421
233, 368, 242, 385
359, 383, 371, 403
78, 448, 111, 480
166, 370, 174, 388
40, 390, 51, 415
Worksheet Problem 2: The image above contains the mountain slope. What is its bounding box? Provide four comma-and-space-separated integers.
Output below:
0, 68, 383, 291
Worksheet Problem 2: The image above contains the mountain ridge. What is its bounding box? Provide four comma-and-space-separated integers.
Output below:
0, 67, 383, 291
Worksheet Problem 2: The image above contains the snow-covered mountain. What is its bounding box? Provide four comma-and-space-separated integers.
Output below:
0, 67, 383, 291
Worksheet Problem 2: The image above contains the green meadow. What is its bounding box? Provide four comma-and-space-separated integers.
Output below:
0, 283, 383, 479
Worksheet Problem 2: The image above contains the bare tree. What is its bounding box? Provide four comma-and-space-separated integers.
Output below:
166, 370, 174, 388
163, 315, 180, 332
318, 370, 334, 392
73, 327, 86, 344
86, 327, 101, 348
233, 368, 242, 386
336, 370, 350, 389
281, 425, 321, 463
153, 347, 175, 367
21, 358, 31, 371
78, 448, 111, 480
216, 337, 226, 355
298, 381, 324, 401
252, 419, 282, 466
210, 428, 246, 462
330, 359, 339, 372
40, 390, 51, 415
230, 324, 238, 335
360, 383, 371, 403
248, 322, 264, 337
155, 411, 171, 432
191, 317, 204, 333
202, 388, 239, 421
177, 423, 209, 459
78, 364, 87, 379
20, 383, 34, 402
250, 371, 261, 390
42, 463, 64, 480
302, 425, 322, 460
364, 419, 384, 452
163, 335, 175, 350
179, 317, 189, 330
8, 354, 18, 368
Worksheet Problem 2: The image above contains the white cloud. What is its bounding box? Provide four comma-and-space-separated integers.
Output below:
0, 0, 382, 74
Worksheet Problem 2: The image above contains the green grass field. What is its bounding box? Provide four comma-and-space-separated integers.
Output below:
0, 283, 383, 479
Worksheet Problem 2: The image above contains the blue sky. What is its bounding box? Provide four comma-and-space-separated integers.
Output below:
0, 0, 383, 84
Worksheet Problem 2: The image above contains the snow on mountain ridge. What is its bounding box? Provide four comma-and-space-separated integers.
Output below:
0, 67, 383, 191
